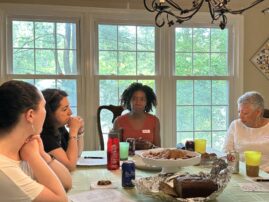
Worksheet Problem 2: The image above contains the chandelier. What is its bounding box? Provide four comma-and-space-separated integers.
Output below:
143, 0, 264, 29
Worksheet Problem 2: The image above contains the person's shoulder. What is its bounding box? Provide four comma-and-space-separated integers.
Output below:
146, 113, 158, 120
230, 119, 240, 125
0, 154, 18, 168
145, 113, 159, 125
116, 113, 129, 121
229, 119, 246, 130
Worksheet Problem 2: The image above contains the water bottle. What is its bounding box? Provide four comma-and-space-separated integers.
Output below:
107, 130, 120, 170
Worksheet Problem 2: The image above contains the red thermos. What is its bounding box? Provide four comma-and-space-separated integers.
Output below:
107, 130, 120, 170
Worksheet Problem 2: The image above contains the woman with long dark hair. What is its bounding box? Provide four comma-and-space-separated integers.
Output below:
41, 89, 84, 171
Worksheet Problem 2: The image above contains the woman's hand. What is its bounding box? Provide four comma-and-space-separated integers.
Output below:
77, 116, 85, 134
67, 116, 83, 136
20, 136, 41, 162
29, 134, 48, 159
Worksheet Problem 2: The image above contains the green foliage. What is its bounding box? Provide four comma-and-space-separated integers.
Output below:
13, 49, 34, 74
194, 80, 211, 105
137, 26, 155, 51
12, 20, 77, 75
137, 52, 155, 75
118, 51, 136, 75
98, 25, 155, 76
14, 22, 229, 149
118, 26, 136, 50
177, 80, 193, 105
175, 27, 228, 77
175, 53, 192, 75
193, 28, 210, 52
177, 79, 229, 147
175, 28, 192, 52
98, 25, 117, 50
177, 106, 193, 131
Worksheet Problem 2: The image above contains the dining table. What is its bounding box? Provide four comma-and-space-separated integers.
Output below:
68, 150, 269, 202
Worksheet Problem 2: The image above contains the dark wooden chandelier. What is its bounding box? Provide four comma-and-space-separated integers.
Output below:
144, 0, 264, 29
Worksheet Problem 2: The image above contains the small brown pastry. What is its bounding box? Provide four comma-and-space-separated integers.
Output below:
201, 152, 217, 161
173, 176, 218, 198
97, 180, 112, 186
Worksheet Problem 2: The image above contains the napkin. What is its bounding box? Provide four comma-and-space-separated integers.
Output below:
239, 182, 269, 192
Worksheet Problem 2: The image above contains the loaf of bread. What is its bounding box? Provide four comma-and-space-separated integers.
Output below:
173, 176, 218, 198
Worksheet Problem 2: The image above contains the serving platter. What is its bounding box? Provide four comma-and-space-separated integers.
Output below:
139, 148, 201, 173
132, 154, 162, 171
134, 159, 233, 202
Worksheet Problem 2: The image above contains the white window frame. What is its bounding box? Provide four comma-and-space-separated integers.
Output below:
0, 4, 244, 150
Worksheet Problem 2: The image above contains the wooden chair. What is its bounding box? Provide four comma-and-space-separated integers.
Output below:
263, 108, 269, 118
97, 105, 124, 150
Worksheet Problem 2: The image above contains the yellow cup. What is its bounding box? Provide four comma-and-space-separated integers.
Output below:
194, 139, 207, 154
244, 151, 262, 177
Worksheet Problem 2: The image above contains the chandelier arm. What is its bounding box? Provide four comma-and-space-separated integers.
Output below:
207, 0, 222, 21
219, 14, 228, 29
144, 0, 158, 12
166, 0, 205, 13
155, 11, 166, 27
165, 0, 184, 12
166, 0, 204, 21
167, 10, 193, 21
144, 0, 264, 28
222, 0, 265, 14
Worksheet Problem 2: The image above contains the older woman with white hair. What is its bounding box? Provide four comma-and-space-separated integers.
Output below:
223, 91, 269, 172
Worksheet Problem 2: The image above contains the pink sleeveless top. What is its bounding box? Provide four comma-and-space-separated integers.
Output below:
116, 113, 157, 143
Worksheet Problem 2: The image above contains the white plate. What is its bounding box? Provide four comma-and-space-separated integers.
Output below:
132, 154, 162, 171
140, 148, 201, 173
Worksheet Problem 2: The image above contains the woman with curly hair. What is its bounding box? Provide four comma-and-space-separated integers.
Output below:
113, 82, 161, 147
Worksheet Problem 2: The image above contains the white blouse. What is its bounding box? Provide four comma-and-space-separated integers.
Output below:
223, 119, 269, 171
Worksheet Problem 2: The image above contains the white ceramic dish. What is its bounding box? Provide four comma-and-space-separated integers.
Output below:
132, 154, 162, 171
140, 148, 201, 173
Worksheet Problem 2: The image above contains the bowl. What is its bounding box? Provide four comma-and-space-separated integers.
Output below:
132, 152, 162, 171
139, 148, 201, 173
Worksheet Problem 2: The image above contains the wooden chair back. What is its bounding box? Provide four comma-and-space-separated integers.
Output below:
97, 105, 124, 150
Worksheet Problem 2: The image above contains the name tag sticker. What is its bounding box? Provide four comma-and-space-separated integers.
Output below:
142, 129, 150, 134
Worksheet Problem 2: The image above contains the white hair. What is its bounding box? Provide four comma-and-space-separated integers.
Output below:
237, 91, 264, 111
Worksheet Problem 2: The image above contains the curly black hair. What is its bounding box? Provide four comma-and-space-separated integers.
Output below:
120, 82, 157, 112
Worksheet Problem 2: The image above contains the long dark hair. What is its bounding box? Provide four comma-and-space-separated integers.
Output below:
41, 89, 68, 137
0, 80, 41, 134
121, 82, 157, 112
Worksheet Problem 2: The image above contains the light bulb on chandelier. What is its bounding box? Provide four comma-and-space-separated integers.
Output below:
143, 0, 265, 29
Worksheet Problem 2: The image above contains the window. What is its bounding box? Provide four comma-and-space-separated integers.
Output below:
175, 27, 229, 149
1, 5, 243, 150
97, 24, 156, 146
10, 19, 79, 114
